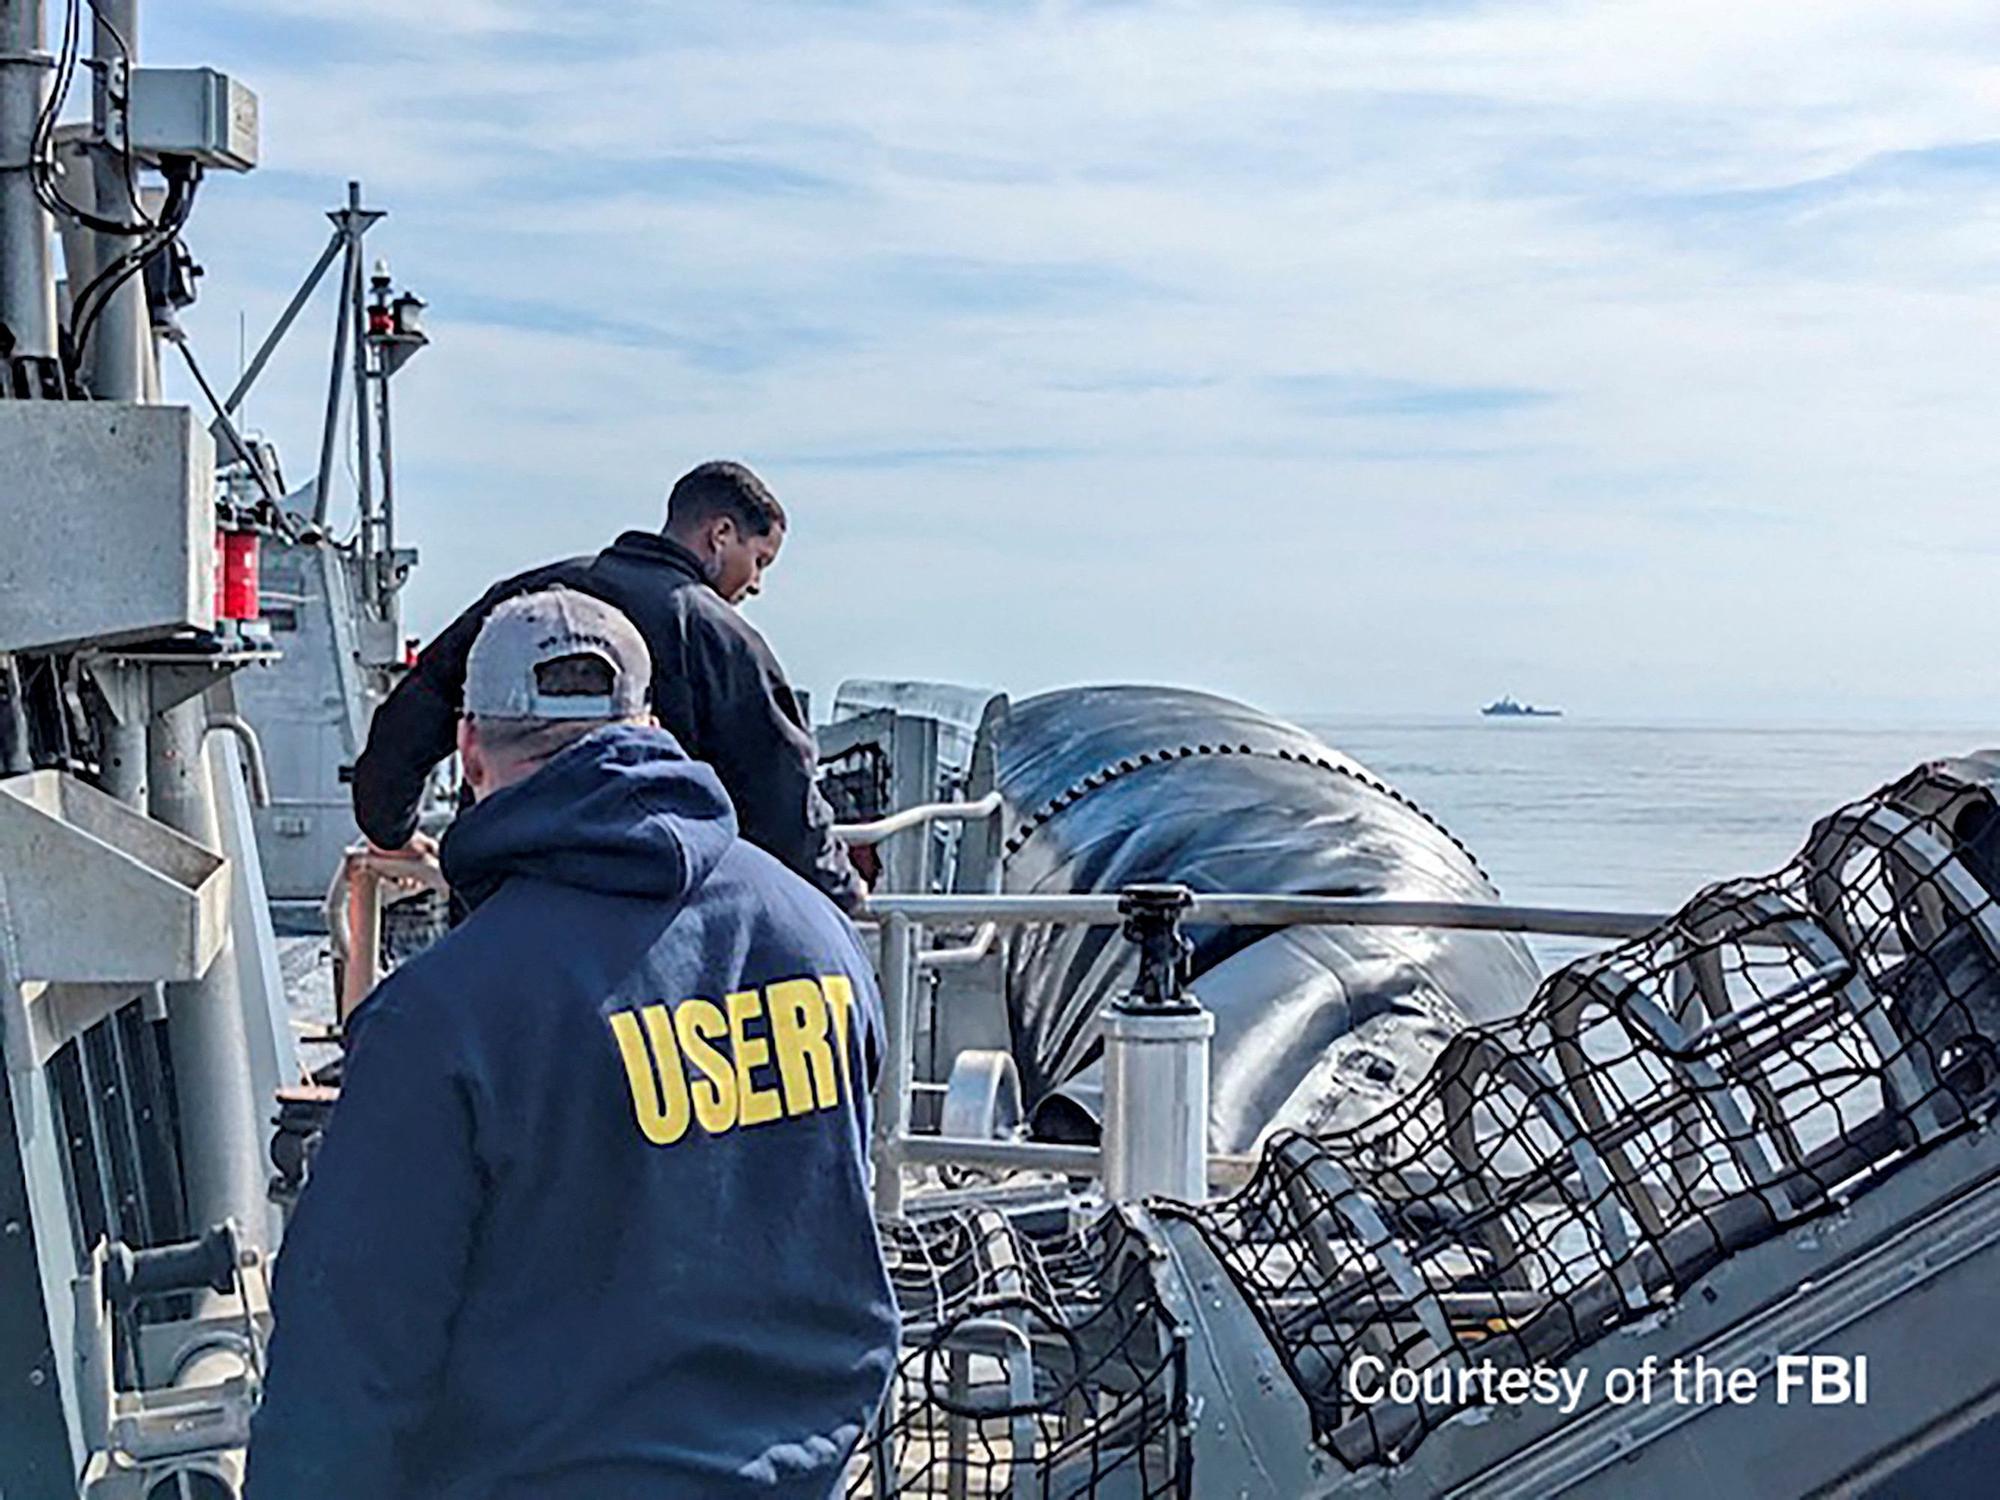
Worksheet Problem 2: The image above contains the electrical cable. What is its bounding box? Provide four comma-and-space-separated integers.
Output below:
82, 0, 149, 222
29, 0, 160, 238
70, 157, 200, 375
23, 0, 205, 387
27, 0, 85, 220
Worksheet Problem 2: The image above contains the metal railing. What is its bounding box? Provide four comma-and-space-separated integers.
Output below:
204, 714, 272, 808
833, 789, 1002, 847
326, 787, 1009, 1017
862, 891, 1670, 1217
327, 845, 448, 1022
327, 843, 1663, 1199
323, 829, 1671, 1215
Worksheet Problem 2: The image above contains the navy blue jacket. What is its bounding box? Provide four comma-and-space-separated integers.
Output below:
248, 725, 897, 1499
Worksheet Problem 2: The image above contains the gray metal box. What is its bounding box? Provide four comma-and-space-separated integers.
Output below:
0, 403, 216, 652
129, 67, 259, 172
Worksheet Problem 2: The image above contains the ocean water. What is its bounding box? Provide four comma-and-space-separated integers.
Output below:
299, 719, 1995, 995
1295, 718, 1999, 971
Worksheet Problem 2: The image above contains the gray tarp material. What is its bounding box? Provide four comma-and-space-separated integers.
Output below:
995, 686, 1541, 1153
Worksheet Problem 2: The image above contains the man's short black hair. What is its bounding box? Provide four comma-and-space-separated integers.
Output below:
665, 461, 787, 537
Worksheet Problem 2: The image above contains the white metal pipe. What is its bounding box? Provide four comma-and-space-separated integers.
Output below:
864, 888, 1677, 1209
894, 1133, 1258, 1188
899, 1134, 1103, 1176
915, 921, 996, 970
835, 790, 1001, 847
205, 713, 270, 808
150, 700, 269, 1249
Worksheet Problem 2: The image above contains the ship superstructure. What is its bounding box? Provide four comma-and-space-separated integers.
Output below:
2, 3, 287, 1492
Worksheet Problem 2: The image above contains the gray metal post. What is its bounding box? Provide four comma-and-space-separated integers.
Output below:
375, 329, 396, 599
82, 0, 142, 400
346, 187, 375, 604
101, 718, 146, 803
0, 0, 58, 358
105, 713, 165, 1019
149, 699, 269, 1247
90, 665, 159, 1016
873, 912, 914, 1218
311, 231, 355, 526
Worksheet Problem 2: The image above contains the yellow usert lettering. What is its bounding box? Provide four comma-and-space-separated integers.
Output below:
609, 973, 865, 1146
767, 977, 840, 1113
674, 997, 737, 1134
608, 1005, 692, 1146
727, 989, 784, 1128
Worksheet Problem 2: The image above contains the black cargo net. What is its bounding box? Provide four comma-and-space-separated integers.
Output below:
1158, 758, 2000, 1469
850, 1209, 1191, 1498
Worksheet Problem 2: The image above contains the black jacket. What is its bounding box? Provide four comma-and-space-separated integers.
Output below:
351, 531, 864, 912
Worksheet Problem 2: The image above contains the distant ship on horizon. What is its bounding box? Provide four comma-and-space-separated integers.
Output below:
1482, 695, 1563, 718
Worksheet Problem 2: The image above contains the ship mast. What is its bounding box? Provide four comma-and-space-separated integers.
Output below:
2, 1, 287, 1491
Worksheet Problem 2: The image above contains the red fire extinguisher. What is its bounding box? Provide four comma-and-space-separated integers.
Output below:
215, 527, 261, 622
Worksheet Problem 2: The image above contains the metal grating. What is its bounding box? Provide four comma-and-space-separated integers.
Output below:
823, 740, 895, 825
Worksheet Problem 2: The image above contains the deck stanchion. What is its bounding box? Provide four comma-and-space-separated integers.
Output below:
1101, 886, 1214, 1205
874, 912, 916, 1218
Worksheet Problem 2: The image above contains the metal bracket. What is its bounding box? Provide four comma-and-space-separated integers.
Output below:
77, 649, 280, 721
938, 1049, 1023, 1143
98, 59, 129, 153
1118, 882, 1196, 1011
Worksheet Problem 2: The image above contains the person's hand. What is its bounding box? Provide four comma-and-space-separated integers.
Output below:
369, 831, 439, 861
366, 832, 442, 893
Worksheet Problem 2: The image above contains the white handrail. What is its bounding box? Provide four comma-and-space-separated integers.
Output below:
916, 921, 998, 970
835, 790, 1002, 847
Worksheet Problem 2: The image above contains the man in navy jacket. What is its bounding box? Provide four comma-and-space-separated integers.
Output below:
247, 588, 897, 1498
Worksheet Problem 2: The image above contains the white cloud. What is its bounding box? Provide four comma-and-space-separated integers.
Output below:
154, 0, 2000, 724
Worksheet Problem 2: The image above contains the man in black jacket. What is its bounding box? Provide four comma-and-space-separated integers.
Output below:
351, 460, 865, 912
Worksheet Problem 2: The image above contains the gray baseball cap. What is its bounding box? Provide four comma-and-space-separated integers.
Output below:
463, 587, 651, 721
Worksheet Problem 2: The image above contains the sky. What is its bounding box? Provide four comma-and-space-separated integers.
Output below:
144, 0, 2000, 727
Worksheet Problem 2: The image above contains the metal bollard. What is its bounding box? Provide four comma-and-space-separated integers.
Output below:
1101, 884, 1214, 1205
